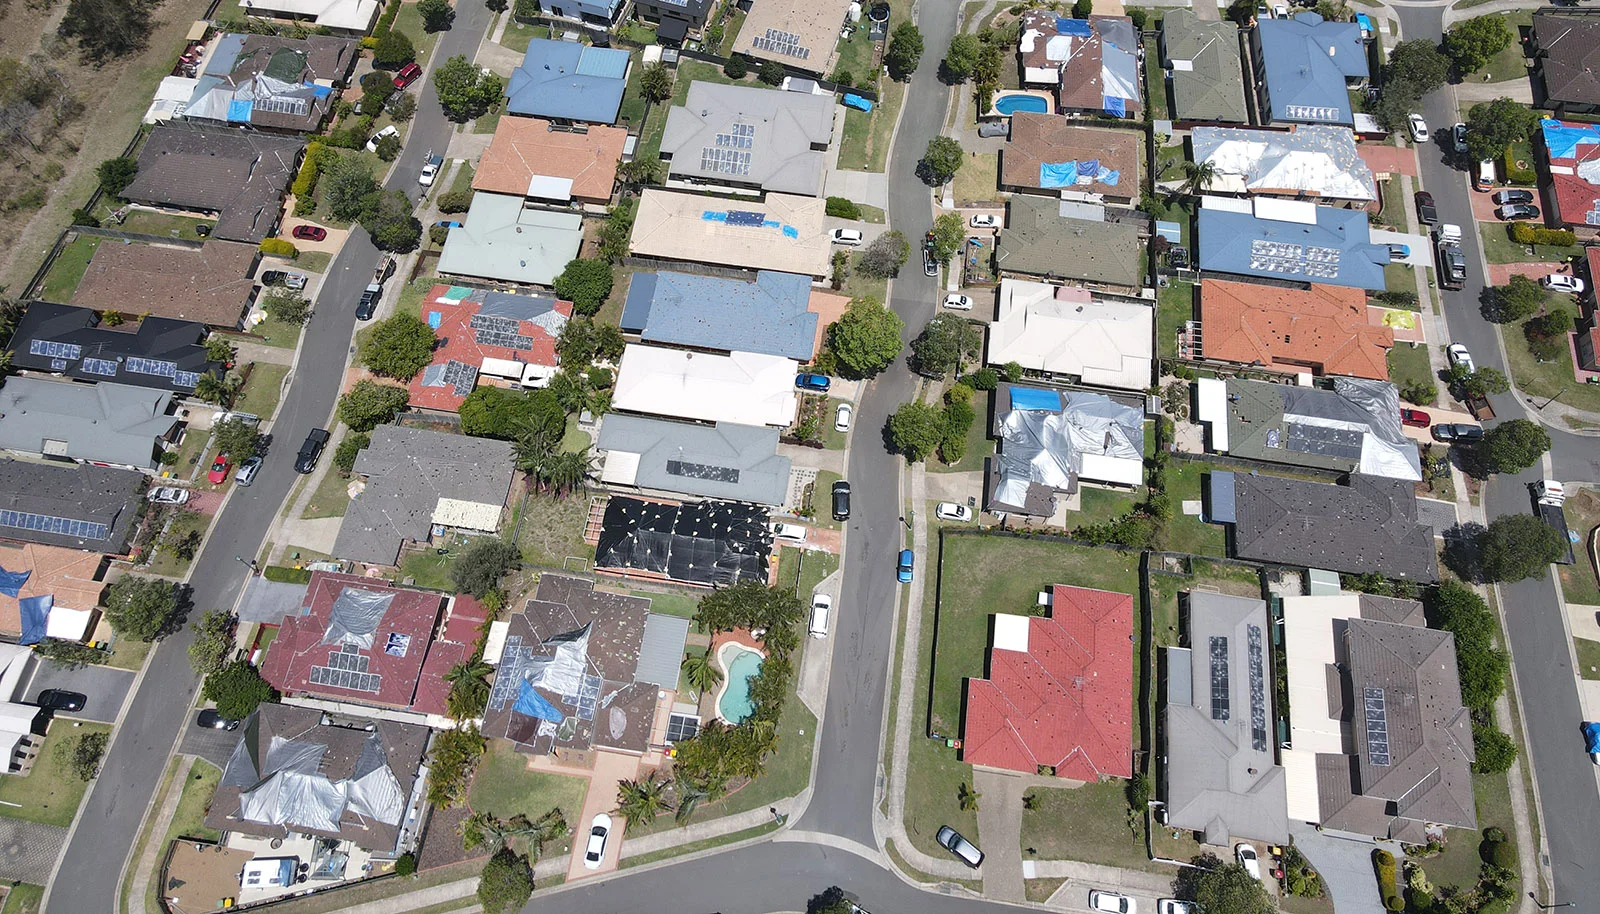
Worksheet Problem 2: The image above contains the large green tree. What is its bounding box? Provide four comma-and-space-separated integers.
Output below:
212, 418, 260, 463
59, 0, 157, 63
920, 135, 964, 185
888, 400, 943, 462
639, 62, 674, 101
459, 386, 564, 440
929, 212, 965, 263
419, 0, 455, 31
857, 230, 910, 278
323, 155, 378, 222
451, 539, 521, 598
337, 380, 409, 432
1427, 581, 1508, 711
942, 33, 980, 82
362, 188, 422, 253
908, 314, 982, 379
103, 575, 179, 642
828, 296, 905, 378
1479, 418, 1550, 474
477, 849, 533, 914
187, 610, 235, 677
1480, 513, 1568, 582
96, 156, 138, 196
1443, 15, 1512, 75
1482, 273, 1543, 323
360, 312, 438, 380
885, 23, 925, 80
432, 55, 503, 121
553, 258, 614, 315
1190, 862, 1275, 914
1465, 97, 1539, 161
373, 29, 416, 69
1384, 39, 1451, 92
202, 660, 278, 719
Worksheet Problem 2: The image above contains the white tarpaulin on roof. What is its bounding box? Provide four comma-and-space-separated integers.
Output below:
1194, 126, 1377, 202
321, 587, 394, 650
1280, 378, 1422, 481
239, 769, 347, 833
994, 393, 1145, 507
525, 623, 592, 698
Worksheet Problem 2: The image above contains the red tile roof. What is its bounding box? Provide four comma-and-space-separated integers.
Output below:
406, 285, 573, 413
413, 595, 489, 717
1200, 278, 1393, 380
261, 572, 448, 711
962, 584, 1134, 779
1544, 120, 1600, 228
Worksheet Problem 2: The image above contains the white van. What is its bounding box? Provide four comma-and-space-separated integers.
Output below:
808, 594, 832, 638
1476, 158, 1496, 191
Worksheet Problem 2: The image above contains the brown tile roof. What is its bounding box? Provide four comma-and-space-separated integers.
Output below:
121, 125, 303, 243
1534, 13, 1600, 108
70, 240, 258, 328
0, 542, 105, 636
473, 118, 628, 203
1000, 113, 1141, 196
1200, 278, 1393, 380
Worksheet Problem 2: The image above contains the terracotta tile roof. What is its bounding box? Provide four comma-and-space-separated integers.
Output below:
1200, 278, 1392, 379
1541, 119, 1600, 228
1000, 113, 1141, 197
406, 285, 572, 413
473, 118, 628, 204
0, 542, 105, 636
413, 594, 489, 717
963, 584, 1134, 779
69, 240, 258, 328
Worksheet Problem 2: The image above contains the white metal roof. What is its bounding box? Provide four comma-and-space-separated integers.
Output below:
432, 497, 503, 532
613, 344, 800, 427
986, 279, 1152, 390
993, 613, 1032, 652
1196, 378, 1230, 451
1280, 592, 1366, 820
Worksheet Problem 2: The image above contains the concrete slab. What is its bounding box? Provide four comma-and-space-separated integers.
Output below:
1582, 679, 1600, 718
974, 768, 1026, 901
0, 817, 67, 884
1289, 820, 1388, 914
566, 750, 641, 880
824, 169, 891, 210
1368, 228, 1430, 267
1568, 603, 1600, 642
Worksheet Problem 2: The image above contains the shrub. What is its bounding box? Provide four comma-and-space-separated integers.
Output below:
1481, 834, 1516, 869
438, 188, 474, 214
724, 56, 747, 79
452, 538, 522, 598
70, 207, 100, 228
394, 852, 417, 877
334, 432, 371, 474
553, 258, 614, 315
1509, 221, 1575, 246
337, 380, 410, 432
1373, 849, 1400, 912
263, 566, 313, 584
758, 60, 785, 85
478, 848, 533, 914
1472, 722, 1518, 774
291, 142, 330, 197
259, 238, 298, 258
429, 224, 449, 245
825, 196, 862, 219
96, 156, 138, 195
202, 660, 279, 718
966, 368, 998, 390
71, 731, 108, 781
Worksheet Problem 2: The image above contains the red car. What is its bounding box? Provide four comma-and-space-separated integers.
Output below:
1401, 408, 1432, 428
207, 453, 232, 485
291, 224, 327, 242
393, 62, 422, 89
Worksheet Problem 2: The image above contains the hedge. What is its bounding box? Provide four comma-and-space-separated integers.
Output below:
1500, 147, 1536, 187
374, 0, 403, 36
263, 565, 313, 584
290, 143, 332, 198
1373, 849, 1402, 912
1509, 222, 1576, 246
825, 196, 862, 220
259, 238, 299, 258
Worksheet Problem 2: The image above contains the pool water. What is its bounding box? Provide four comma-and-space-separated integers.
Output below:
718, 648, 764, 724
994, 93, 1049, 116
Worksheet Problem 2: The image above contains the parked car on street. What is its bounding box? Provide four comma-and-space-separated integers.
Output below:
834, 403, 852, 432
147, 486, 190, 505
1407, 113, 1429, 143
1543, 274, 1585, 294
796, 373, 831, 393
1090, 891, 1136, 914
294, 428, 329, 474
392, 61, 423, 89
234, 456, 262, 487
1434, 424, 1485, 443
1446, 342, 1475, 375
896, 549, 914, 583
936, 502, 973, 522
832, 481, 851, 520
923, 250, 938, 277
808, 593, 832, 639
1401, 408, 1431, 427
934, 825, 983, 868
207, 453, 232, 485
1414, 191, 1438, 225
197, 709, 240, 730
291, 224, 327, 242
943, 293, 973, 310
583, 813, 611, 869
1236, 843, 1261, 879
1451, 122, 1467, 154
1495, 203, 1540, 220
1492, 189, 1534, 206
37, 689, 86, 712
1156, 902, 1198, 914
970, 214, 998, 228
357, 283, 382, 321
419, 153, 443, 187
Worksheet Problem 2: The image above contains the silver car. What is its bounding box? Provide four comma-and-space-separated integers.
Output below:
147, 486, 190, 506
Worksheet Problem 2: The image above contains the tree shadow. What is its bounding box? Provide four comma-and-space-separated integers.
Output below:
1441, 521, 1487, 583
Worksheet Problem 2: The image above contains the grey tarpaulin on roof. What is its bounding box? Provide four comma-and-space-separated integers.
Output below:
240, 770, 346, 833
1281, 378, 1421, 481
525, 623, 592, 698
263, 735, 326, 776
230, 727, 407, 834
346, 733, 405, 825
993, 393, 1143, 507
321, 587, 395, 650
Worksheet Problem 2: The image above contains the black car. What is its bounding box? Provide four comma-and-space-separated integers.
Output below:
260, 269, 287, 285
1433, 423, 1484, 443
1415, 190, 1439, 225
832, 481, 851, 520
1492, 189, 1534, 206
356, 282, 382, 321
294, 427, 330, 474
197, 709, 241, 730
36, 689, 86, 712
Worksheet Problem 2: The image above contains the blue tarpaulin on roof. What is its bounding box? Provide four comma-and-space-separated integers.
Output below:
514, 679, 564, 723
1541, 118, 1600, 160
427, 311, 442, 329
843, 93, 873, 112
19, 595, 51, 646
1010, 386, 1063, 411
226, 99, 253, 122
0, 565, 29, 598
306, 83, 333, 98
1104, 95, 1126, 117
1056, 17, 1092, 36
1040, 160, 1121, 188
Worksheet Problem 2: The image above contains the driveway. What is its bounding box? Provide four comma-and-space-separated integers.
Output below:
0, 818, 67, 885
22, 662, 135, 725
178, 719, 240, 770
1368, 228, 1430, 268
1289, 822, 1386, 914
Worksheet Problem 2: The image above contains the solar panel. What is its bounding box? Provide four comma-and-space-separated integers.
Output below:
1247, 624, 1267, 752
173, 371, 202, 389
1208, 635, 1229, 721
666, 713, 700, 744
1285, 421, 1364, 461
385, 632, 412, 657
725, 210, 767, 227
666, 459, 741, 484
699, 147, 752, 176
1364, 686, 1390, 766
29, 340, 82, 360
125, 357, 177, 378
50, 359, 67, 371
487, 635, 526, 710
470, 313, 535, 350
1248, 239, 1344, 279
752, 27, 811, 59
442, 360, 479, 397
714, 123, 756, 149
254, 95, 310, 117
0, 509, 110, 541
573, 673, 602, 721
82, 358, 119, 377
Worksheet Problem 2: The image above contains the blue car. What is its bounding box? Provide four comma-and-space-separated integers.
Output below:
897, 549, 914, 583
796, 373, 831, 393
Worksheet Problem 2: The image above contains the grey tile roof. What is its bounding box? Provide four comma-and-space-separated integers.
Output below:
635, 612, 690, 689
1534, 14, 1600, 108
333, 425, 516, 566
1230, 473, 1438, 580
661, 82, 834, 195
121, 125, 303, 244
1163, 591, 1289, 844
0, 458, 144, 552
1159, 10, 1249, 123
0, 378, 176, 470
995, 195, 1143, 287
619, 270, 818, 360
596, 413, 791, 505
7, 302, 221, 394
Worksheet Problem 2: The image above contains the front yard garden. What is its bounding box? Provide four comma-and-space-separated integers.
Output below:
467, 741, 588, 860
0, 722, 111, 827
1558, 486, 1600, 606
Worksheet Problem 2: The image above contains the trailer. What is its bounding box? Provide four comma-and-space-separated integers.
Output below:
1533, 480, 1576, 565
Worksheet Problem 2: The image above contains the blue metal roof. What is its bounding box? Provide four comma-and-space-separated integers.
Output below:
621, 270, 818, 359
506, 39, 630, 123
1197, 206, 1389, 290
1256, 13, 1367, 125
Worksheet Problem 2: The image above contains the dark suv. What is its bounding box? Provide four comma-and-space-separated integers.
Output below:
356, 282, 382, 321
831, 481, 851, 520
294, 428, 330, 474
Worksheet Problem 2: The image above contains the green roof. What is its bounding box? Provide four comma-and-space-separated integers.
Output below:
1160, 10, 1249, 124
994, 196, 1143, 288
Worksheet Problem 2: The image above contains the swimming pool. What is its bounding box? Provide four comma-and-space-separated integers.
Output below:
992, 92, 1051, 116
716, 647, 764, 724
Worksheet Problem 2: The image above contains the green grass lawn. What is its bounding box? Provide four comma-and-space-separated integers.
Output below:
775, 546, 841, 599
234, 362, 290, 418
497, 20, 550, 54
953, 153, 1000, 207
618, 51, 649, 131
513, 491, 594, 570
1385, 261, 1415, 295
38, 234, 102, 302
295, 250, 333, 274
163, 759, 222, 844
628, 589, 699, 619
1476, 10, 1532, 84
0, 885, 43, 914
1558, 487, 1600, 606
1157, 280, 1195, 361
1165, 460, 1230, 557
116, 210, 215, 239
933, 388, 994, 474
806, 470, 844, 530
252, 315, 304, 349
303, 467, 353, 519
1413, 771, 1516, 893
839, 78, 906, 172
1387, 342, 1438, 405
620, 821, 780, 869
1143, 35, 1169, 121
399, 536, 467, 591
0, 722, 112, 827
391, 1, 441, 60
469, 739, 589, 836
832, 18, 878, 86
1477, 222, 1583, 265
109, 637, 151, 671
1575, 638, 1600, 679
1020, 780, 1154, 871
1501, 313, 1600, 413
1377, 177, 1406, 228
841, 256, 888, 303
167, 426, 214, 484
1071, 486, 1143, 532
148, 509, 211, 578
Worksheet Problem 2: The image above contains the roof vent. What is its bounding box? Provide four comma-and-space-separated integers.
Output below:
1327, 45, 1336, 57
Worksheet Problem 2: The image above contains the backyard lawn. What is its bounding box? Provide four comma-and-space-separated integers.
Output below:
0, 722, 111, 827
1165, 459, 1230, 557
38, 234, 101, 302
468, 741, 588, 858
513, 491, 594, 571
112, 210, 214, 239
399, 535, 470, 591
1156, 280, 1195, 361
1558, 486, 1600, 606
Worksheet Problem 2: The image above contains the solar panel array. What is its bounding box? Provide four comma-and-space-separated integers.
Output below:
1247, 623, 1267, 752
442, 360, 479, 398
752, 27, 811, 59
715, 123, 755, 149
1364, 686, 1390, 766
487, 635, 526, 711
256, 95, 310, 117
1208, 636, 1230, 722
470, 314, 535, 351
573, 673, 602, 721
1248, 239, 1343, 280
1285, 421, 1363, 461
700, 146, 753, 176
0, 509, 109, 541
173, 371, 202, 388
30, 340, 82, 360
666, 713, 700, 744
666, 459, 741, 484
126, 357, 178, 378
82, 358, 119, 377
308, 644, 381, 693
726, 210, 767, 227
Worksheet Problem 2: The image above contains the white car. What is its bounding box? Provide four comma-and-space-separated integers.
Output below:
935, 502, 973, 522
970, 214, 998, 228
146, 486, 190, 506
1090, 890, 1136, 913
1543, 274, 1585, 294
1408, 114, 1430, 143
419, 153, 443, 187
769, 522, 808, 543
583, 813, 611, 869
1156, 902, 1198, 914
943, 293, 973, 310
1236, 843, 1261, 879
829, 228, 864, 246
808, 593, 832, 638
1446, 342, 1476, 375
834, 402, 853, 432
365, 124, 399, 153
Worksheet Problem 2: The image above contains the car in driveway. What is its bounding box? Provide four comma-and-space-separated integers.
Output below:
365, 124, 399, 153
197, 709, 240, 730
147, 486, 190, 505
1408, 113, 1429, 143
291, 224, 327, 242
770, 521, 808, 542
207, 453, 232, 485
1387, 243, 1410, 260
935, 502, 973, 522
1400, 408, 1431, 428
419, 153, 443, 187
583, 813, 611, 869
834, 403, 852, 432
1543, 274, 1585, 294
1434, 423, 1485, 443
1090, 890, 1136, 913
934, 825, 983, 868
259, 270, 307, 290
1236, 843, 1261, 879
808, 593, 832, 638
1446, 342, 1476, 375
1496, 203, 1540, 220
829, 228, 864, 246
796, 373, 831, 393
1414, 191, 1438, 225
976, 120, 1008, 138
970, 214, 998, 228
37, 689, 86, 712
896, 549, 914, 584
1492, 189, 1534, 206
832, 481, 851, 520
392, 61, 423, 88
943, 293, 973, 310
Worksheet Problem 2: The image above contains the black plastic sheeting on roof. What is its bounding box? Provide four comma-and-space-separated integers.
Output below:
595, 496, 771, 586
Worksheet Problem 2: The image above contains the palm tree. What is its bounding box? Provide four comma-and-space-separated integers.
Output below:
537, 448, 590, 498
444, 659, 493, 720
673, 778, 710, 824
615, 772, 672, 832
1182, 160, 1217, 196
957, 780, 981, 812
681, 650, 723, 695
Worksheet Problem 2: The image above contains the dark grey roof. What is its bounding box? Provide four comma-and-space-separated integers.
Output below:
1160, 10, 1248, 123
333, 425, 516, 566
995, 195, 1143, 287
1230, 473, 1438, 580
0, 458, 144, 552
619, 270, 818, 360
661, 82, 834, 195
8, 302, 221, 394
0, 378, 177, 470
635, 612, 691, 689
1534, 13, 1600, 107
1164, 591, 1288, 844
121, 124, 303, 243
1218, 377, 1422, 481
596, 415, 791, 506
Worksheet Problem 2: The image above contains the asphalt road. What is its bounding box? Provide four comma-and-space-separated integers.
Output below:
1398, 4, 1600, 907
41, 6, 495, 911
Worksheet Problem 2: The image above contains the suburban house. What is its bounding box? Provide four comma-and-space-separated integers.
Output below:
233, 0, 381, 34
629, 189, 831, 280
406, 285, 572, 413
0, 460, 145, 554
481, 574, 690, 755
6, 302, 222, 394
331, 425, 517, 568
1197, 198, 1389, 290
1191, 125, 1377, 204
436, 193, 585, 287
542, 0, 625, 24
985, 279, 1152, 390
620, 270, 821, 360
1532, 12, 1600, 116
1280, 593, 1477, 840
1195, 376, 1422, 481
206, 704, 428, 856
1198, 279, 1394, 380
474, 118, 629, 208
1018, 11, 1142, 118
596, 413, 792, 506
1163, 591, 1289, 845
182, 33, 357, 133
1158, 10, 1248, 124
1208, 471, 1438, 580
634, 0, 712, 33
145, 75, 200, 124
612, 344, 800, 427
594, 496, 772, 586
69, 240, 260, 329
963, 584, 1135, 779
0, 379, 179, 473
995, 195, 1144, 289
1538, 118, 1600, 232
0, 542, 107, 644
506, 39, 632, 124
1251, 12, 1368, 126
660, 82, 835, 196
120, 126, 303, 244
730, 0, 853, 77
987, 385, 1145, 516
998, 113, 1141, 204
